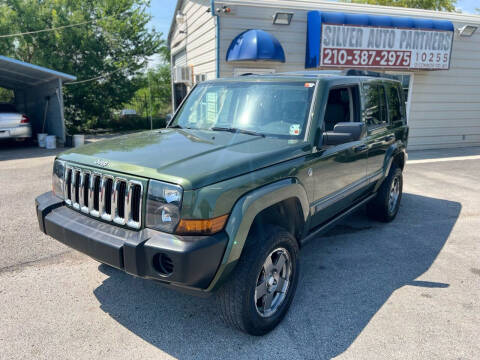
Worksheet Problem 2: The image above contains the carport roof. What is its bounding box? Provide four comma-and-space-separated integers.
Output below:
0, 55, 76, 90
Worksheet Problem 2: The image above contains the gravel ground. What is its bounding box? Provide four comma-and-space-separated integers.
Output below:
0, 140, 479, 360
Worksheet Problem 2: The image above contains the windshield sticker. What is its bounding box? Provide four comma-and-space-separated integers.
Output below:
290, 124, 301, 136
304, 82, 315, 88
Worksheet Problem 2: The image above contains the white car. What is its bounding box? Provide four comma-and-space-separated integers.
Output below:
0, 103, 32, 140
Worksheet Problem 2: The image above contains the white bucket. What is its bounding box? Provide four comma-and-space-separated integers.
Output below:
37, 133, 48, 148
46, 135, 56, 149
73, 134, 85, 147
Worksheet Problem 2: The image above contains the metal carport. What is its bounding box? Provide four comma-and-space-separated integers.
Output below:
0, 55, 76, 143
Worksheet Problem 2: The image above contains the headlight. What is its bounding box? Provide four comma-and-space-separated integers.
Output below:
52, 159, 65, 199
146, 180, 183, 233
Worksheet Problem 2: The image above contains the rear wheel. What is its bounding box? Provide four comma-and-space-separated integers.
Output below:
217, 225, 299, 335
367, 164, 403, 222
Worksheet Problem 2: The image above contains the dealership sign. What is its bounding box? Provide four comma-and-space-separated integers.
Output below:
305, 11, 455, 70
320, 24, 453, 70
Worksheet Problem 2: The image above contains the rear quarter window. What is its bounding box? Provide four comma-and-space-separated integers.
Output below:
363, 83, 388, 127
385, 83, 402, 123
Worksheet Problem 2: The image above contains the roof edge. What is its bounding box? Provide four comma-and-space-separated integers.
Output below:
167, 0, 185, 47
0, 55, 77, 82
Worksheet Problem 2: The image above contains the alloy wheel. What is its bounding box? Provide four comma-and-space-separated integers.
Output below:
254, 248, 292, 318
388, 175, 401, 214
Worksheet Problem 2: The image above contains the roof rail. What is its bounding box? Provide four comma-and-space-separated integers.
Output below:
345, 69, 386, 77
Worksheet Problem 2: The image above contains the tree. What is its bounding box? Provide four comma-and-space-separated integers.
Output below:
131, 45, 172, 118
0, 0, 163, 131
341, 0, 457, 12
0, 88, 14, 103
134, 64, 172, 117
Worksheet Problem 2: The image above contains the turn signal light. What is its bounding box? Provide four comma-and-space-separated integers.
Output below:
176, 214, 229, 235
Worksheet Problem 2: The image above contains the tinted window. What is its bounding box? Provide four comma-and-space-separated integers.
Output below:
364, 84, 387, 127
324, 88, 351, 132
386, 83, 402, 123
0, 103, 17, 113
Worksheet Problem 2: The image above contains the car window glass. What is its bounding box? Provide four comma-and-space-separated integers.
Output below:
323, 88, 351, 132
386, 84, 402, 123
173, 82, 315, 138
364, 84, 388, 127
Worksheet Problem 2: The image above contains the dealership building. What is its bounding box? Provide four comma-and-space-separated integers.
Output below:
168, 0, 480, 150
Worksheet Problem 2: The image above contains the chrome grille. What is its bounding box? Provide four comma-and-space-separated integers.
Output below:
64, 166, 143, 229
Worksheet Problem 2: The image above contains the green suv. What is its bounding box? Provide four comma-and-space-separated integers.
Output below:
35, 72, 408, 335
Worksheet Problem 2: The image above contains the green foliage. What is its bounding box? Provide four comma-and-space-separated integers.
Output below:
102, 115, 167, 132
341, 0, 457, 11
0, 88, 14, 103
0, 0, 164, 132
132, 64, 172, 117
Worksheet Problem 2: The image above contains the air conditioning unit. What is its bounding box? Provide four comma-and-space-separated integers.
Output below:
173, 66, 192, 84
195, 74, 207, 83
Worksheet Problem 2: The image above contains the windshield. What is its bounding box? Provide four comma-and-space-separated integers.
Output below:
170, 81, 316, 138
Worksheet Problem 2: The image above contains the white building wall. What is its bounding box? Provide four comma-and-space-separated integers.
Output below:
408, 34, 480, 149
170, 0, 217, 84
171, 0, 480, 149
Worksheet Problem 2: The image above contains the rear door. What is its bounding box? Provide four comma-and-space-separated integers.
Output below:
363, 82, 395, 180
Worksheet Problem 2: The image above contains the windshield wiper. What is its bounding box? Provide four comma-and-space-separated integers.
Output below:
168, 124, 183, 129
210, 127, 265, 137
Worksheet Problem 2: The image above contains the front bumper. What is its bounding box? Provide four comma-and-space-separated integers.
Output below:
35, 192, 228, 292
0, 125, 32, 139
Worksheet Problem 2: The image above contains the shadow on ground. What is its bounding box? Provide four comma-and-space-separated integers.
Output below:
94, 193, 460, 359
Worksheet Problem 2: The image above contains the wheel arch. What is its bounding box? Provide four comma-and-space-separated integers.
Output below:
384, 144, 407, 176
207, 178, 309, 291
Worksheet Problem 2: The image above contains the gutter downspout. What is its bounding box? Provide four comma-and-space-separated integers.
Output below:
211, 0, 220, 78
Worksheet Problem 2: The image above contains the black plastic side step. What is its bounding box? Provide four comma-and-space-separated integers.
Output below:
301, 193, 376, 245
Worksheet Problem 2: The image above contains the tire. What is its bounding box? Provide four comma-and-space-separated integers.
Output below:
367, 164, 403, 222
217, 225, 300, 335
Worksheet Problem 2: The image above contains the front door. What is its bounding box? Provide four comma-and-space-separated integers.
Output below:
310, 85, 368, 228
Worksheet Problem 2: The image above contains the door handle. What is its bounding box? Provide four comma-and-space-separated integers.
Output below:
353, 144, 367, 153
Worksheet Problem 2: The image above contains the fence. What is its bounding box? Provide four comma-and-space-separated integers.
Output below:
94, 95, 171, 132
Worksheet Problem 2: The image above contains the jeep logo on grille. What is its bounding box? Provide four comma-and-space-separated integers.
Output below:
94, 159, 109, 167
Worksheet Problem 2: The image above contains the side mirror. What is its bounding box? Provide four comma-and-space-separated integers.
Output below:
165, 113, 173, 123
322, 122, 365, 146
322, 132, 353, 146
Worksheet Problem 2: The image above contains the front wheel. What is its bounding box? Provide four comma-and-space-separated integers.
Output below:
367, 165, 403, 222
217, 225, 299, 335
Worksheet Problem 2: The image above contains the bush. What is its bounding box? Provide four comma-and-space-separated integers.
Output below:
95, 115, 167, 132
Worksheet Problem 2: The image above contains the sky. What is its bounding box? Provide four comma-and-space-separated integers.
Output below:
455, 0, 478, 13
148, 0, 178, 39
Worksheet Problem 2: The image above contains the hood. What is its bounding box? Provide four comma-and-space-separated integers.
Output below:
59, 129, 310, 190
